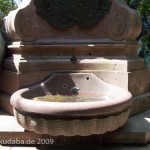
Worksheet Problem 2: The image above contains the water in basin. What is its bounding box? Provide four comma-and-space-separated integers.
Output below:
33, 94, 112, 102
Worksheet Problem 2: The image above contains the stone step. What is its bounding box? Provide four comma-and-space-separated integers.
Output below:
104, 144, 150, 150
104, 110, 150, 144
0, 111, 23, 132
1, 144, 150, 150
0, 110, 150, 149
130, 92, 150, 116
0, 146, 37, 150
0, 110, 150, 145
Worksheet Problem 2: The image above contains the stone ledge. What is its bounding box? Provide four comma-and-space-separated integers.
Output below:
0, 110, 23, 132
104, 110, 150, 144
0, 110, 150, 144
0, 110, 150, 150
130, 92, 150, 116
103, 143, 150, 150
0, 146, 38, 150
1, 144, 150, 150
3, 57, 145, 73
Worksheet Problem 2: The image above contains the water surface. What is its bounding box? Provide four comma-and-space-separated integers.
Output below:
33, 94, 112, 102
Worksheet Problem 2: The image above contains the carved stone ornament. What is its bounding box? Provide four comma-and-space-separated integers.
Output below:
33, 0, 112, 28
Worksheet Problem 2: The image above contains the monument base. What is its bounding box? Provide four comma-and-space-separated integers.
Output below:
0, 47, 149, 116
0, 109, 150, 148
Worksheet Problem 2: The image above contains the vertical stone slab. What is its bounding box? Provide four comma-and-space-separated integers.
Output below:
0, 12, 5, 64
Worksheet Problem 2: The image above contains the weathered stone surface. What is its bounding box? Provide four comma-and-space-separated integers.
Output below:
0, 70, 52, 95
0, 93, 13, 115
11, 73, 131, 136
0, 110, 23, 131
96, 69, 150, 96
5, 0, 141, 44
130, 93, 150, 116
15, 108, 130, 136
104, 110, 150, 144
0, 12, 5, 64
2, 57, 145, 73
6, 56, 145, 72
104, 143, 150, 150
0, 110, 150, 148
75, 58, 145, 72
7, 44, 139, 59
2, 85, 150, 117
0, 71, 19, 95
1, 1, 149, 143
0, 68, 149, 97
0, 110, 102, 146
1, 145, 150, 150
0, 32, 5, 63
128, 70, 150, 96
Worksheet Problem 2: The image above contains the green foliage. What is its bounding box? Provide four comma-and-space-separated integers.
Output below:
0, 0, 17, 17
137, 0, 150, 66
140, 1, 150, 39
138, 0, 150, 51
127, 0, 150, 66
138, 0, 150, 15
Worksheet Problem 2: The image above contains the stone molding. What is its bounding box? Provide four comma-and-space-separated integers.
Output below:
15, 108, 130, 136
5, 0, 141, 44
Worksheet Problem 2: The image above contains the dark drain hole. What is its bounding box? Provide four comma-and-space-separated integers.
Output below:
63, 84, 68, 89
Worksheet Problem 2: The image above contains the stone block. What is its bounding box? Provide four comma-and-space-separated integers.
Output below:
3, 57, 145, 73
128, 70, 150, 96
0, 70, 51, 95
96, 69, 150, 96
3, 56, 74, 73
8, 45, 139, 59
1, 110, 150, 147
1, 69, 149, 97
104, 143, 150, 150
75, 58, 145, 72
2, 56, 148, 97
130, 93, 150, 116
103, 110, 150, 144
0, 71, 19, 95
0, 93, 13, 115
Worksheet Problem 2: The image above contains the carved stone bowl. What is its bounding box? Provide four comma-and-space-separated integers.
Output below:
11, 73, 132, 136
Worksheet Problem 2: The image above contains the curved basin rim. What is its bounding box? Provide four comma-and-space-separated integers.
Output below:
11, 88, 132, 116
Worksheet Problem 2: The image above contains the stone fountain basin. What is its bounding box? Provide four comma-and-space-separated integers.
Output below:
11, 73, 132, 136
